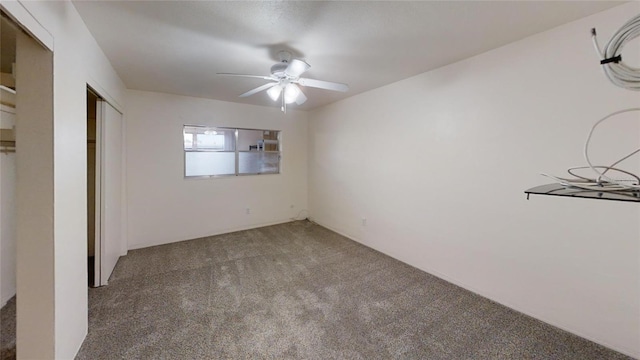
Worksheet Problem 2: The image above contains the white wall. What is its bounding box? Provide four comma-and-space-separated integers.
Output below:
0, 105, 16, 307
126, 90, 308, 249
1, 1, 127, 358
308, 3, 640, 358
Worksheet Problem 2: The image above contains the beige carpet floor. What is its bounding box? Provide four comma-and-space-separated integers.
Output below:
0, 297, 15, 360
2, 221, 632, 359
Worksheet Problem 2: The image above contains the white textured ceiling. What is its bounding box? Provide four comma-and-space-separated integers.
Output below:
73, 1, 622, 111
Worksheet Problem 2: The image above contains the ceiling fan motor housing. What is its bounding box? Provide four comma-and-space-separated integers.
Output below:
271, 50, 294, 78
270, 63, 288, 78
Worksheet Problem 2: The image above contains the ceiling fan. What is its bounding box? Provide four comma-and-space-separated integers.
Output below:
217, 51, 349, 112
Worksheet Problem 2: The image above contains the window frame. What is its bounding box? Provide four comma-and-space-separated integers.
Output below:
183, 125, 281, 179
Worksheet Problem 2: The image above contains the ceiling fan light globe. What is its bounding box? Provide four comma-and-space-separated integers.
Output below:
267, 85, 282, 101
295, 90, 308, 105
284, 84, 301, 104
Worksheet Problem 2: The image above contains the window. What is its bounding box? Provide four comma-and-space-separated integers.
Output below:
183, 125, 280, 177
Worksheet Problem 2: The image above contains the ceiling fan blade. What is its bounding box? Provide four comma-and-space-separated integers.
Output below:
217, 73, 277, 81
297, 78, 349, 92
239, 82, 278, 98
284, 59, 310, 78
295, 89, 307, 105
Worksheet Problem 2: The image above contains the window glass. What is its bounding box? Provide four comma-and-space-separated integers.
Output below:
239, 152, 280, 174
237, 129, 264, 151
183, 125, 280, 177
196, 133, 225, 150
183, 133, 193, 149
185, 152, 235, 176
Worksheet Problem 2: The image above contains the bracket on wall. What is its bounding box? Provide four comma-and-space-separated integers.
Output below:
525, 183, 640, 203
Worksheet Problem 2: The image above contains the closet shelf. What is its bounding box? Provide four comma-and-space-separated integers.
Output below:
0, 128, 15, 153
525, 183, 640, 203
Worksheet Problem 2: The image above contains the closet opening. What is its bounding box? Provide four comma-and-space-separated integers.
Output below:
87, 88, 99, 287
1, 7, 54, 358
87, 87, 124, 289
1, 10, 18, 360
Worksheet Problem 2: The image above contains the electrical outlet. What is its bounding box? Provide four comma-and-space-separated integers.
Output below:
246, 208, 251, 215
361, 217, 367, 226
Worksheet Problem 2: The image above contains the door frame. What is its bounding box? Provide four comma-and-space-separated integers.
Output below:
90, 91, 125, 287
91, 89, 103, 287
